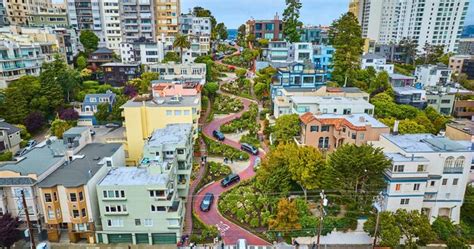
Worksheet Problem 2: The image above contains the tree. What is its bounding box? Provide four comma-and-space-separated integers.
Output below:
173, 34, 191, 63
94, 103, 110, 123
268, 198, 301, 235
24, 111, 45, 133
328, 144, 391, 210
394, 209, 436, 248
432, 216, 468, 244
203, 82, 219, 100
399, 38, 418, 65
76, 55, 87, 70
40, 56, 67, 112
282, 0, 303, 42
237, 24, 247, 46
58, 108, 79, 121
139, 72, 159, 94
256, 144, 293, 195
421, 43, 445, 64
79, 30, 99, 53
364, 211, 401, 248
286, 144, 326, 200
461, 186, 474, 225
215, 22, 228, 40
124, 84, 138, 98
50, 118, 73, 138
235, 68, 247, 79
108, 95, 128, 121
272, 114, 300, 144
1, 76, 42, 124
0, 213, 21, 249
193, 7, 218, 40
328, 12, 364, 86
162, 51, 180, 63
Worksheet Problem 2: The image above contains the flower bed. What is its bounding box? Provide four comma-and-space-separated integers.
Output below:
203, 135, 249, 161
220, 103, 259, 135
213, 95, 243, 114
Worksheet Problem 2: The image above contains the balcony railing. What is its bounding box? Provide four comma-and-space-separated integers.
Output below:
443, 167, 463, 174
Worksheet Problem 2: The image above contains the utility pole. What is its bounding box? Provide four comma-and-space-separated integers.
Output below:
316, 190, 328, 249
372, 192, 384, 249
21, 190, 36, 249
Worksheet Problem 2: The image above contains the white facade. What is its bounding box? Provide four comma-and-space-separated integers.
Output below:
355, 0, 469, 52
181, 35, 210, 63
415, 64, 452, 87
288, 96, 374, 117
119, 41, 171, 64
373, 134, 473, 223
100, 0, 122, 53
67, 0, 104, 42
289, 42, 313, 63
361, 54, 394, 73
179, 14, 211, 36
147, 62, 207, 84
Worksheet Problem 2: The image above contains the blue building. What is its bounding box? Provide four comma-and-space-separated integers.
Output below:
299, 26, 328, 45
78, 90, 117, 126
271, 62, 327, 100
313, 45, 334, 75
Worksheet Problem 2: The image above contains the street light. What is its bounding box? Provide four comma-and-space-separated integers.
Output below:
372, 192, 385, 249
316, 190, 328, 249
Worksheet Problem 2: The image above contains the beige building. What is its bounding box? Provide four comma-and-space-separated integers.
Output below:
4, 0, 52, 25
298, 112, 389, 152
154, 0, 180, 37
445, 120, 473, 142
449, 55, 474, 75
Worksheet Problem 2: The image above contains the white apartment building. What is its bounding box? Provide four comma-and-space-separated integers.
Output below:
181, 35, 210, 63
67, 0, 104, 41
100, 0, 122, 53
119, 0, 155, 43
361, 53, 394, 73
120, 40, 172, 64
415, 64, 452, 87
147, 62, 207, 84
374, 134, 472, 223
352, 0, 470, 52
179, 13, 211, 36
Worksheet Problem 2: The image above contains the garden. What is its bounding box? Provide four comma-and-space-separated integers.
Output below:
212, 95, 244, 114
203, 135, 249, 161
220, 103, 259, 134
220, 78, 252, 99
195, 161, 232, 194
190, 212, 219, 244
222, 48, 259, 68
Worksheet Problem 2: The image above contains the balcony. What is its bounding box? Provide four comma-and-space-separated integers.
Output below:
443, 167, 463, 174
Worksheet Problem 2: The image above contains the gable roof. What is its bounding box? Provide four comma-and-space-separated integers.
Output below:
92, 47, 113, 54
0, 121, 20, 135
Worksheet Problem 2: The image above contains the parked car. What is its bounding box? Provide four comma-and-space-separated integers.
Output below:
25, 140, 37, 150
200, 193, 214, 212
105, 123, 120, 128
212, 130, 225, 141
14, 148, 28, 157
221, 173, 240, 187
90, 130, 96, 136
240, 143, 259, 155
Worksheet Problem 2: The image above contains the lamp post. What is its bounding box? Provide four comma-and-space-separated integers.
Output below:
372, 192, 385, 249
316, 190, 328, 249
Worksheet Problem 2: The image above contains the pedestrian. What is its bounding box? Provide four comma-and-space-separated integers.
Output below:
230, 158, 233, 164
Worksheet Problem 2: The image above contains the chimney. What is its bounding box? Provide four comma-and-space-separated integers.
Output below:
275, 12, 279, 20
393, 120, 399, 135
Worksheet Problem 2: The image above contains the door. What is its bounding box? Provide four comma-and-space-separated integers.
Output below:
135, 233, 149, 244
151, 233, 176, 244
108, 234, 133, 244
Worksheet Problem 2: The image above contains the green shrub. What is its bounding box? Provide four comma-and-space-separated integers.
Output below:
240, 134, 260, 148
221, 104, 259, 135
335, 216, 358, 232
213, 95, 243, 114
0, 152, 12, 161
203, 136, 249, 160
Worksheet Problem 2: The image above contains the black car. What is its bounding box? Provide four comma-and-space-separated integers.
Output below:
221, 173, 240, 187
241, 143, 259, 155
213, 130, 225, 141
200, 193, 214, 212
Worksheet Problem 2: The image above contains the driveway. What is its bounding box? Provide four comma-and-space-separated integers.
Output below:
193, 98, 270, 246
91, 126, 125, 143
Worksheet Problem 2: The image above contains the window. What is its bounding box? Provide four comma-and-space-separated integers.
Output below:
393, 165, 404, 172
310, 126, 319, 132
106, 160, 112, 167
417, 165, 425, 172
444, 156, 454, 168
70, 193, 77, 202
174, 110, 182, 116
103, 190, 125, 198
44, 193, 52, 203
149, 190, 165, 197
441, 99, 451, 104
144, 219, 153, 227
343, 108, 351, 115
81, 208, 86, 217
72, 209, 80, 218
395, 184, 401, 191
453, 178, 459, 185
53, 192, 57, 201
413, 184, 420, 191
107, 219, 124, 227
442, 178, 448, 185
351, 133, 356, 139
321, 125, 330, 132
47, 207, 54, 219
400, 198, 410, 205
166, 110, 172, 116
79, 192, 83, 201
135, 219, 141, 226
184, 110, 190, 116
359, 133, 365, 140
430, 181, 435, 186
454, 156, 465, 168
177, 149, 184, 154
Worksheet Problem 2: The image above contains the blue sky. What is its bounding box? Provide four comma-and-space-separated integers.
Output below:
182, 0, 474, 29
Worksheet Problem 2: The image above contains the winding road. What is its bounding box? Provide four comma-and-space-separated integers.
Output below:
193, 96, 271, 246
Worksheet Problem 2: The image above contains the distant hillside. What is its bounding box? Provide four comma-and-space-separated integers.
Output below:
462, 24, 474, 38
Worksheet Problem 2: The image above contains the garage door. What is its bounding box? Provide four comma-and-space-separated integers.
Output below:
135, 233, 149, 244
151, 233, 176, 244
108, 234, 133, 244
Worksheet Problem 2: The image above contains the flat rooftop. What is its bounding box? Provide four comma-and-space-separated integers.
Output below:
389, 73, 415, 80
147, 124, 193, 148
38, 143, 122, 188
381, 134, 471, 153
291, 96, 373, 107
316, 113, 387, 128
393, 86, 425, 94
385, 153, 429, 163
447, 120, 474, 135
122, 95, 200, 108
99, 166, 169, 186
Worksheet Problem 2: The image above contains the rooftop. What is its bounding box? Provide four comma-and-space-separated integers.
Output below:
385, 153, 429, 163
99, 166, 169, 186
447, 120, 474, 135
0, 121, 20, 135
362, 53, 386, 60
147, 124, 193, 148
389, 73, 416, 80
291, 96, 373, 107
101, 62, 140, 67
300, 113, 388, 130
122, 95, 200, 108
381, 134, 471, 153
91, 47, 113, 54
38, 143, 122, 188
0, 177, 36, 186
0, 138, 66, 177
63, 126, 89, 136
393, 86, 426, 95
326, 87, 365, 94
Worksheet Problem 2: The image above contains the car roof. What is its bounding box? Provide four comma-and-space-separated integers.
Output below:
204, 192, 213, 197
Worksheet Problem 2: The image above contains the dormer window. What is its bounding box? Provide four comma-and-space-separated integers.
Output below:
89, 97, 97, 102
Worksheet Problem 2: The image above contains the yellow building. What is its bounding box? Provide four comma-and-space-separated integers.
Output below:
154, 0, 180, 37
348, 0, 360, 18
121, 94, 200, 165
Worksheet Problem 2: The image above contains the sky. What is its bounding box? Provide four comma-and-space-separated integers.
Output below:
181, 0, 474, 29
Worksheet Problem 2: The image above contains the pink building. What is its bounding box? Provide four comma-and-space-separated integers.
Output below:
152, 82, 202, 97
298, 112, 390, 152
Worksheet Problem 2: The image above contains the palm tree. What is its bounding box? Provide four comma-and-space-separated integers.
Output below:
173, 34, 191, 63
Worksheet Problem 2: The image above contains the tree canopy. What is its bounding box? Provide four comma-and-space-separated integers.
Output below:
0, 213, 21, 248
282, 0, 303, 42
272, 114, 300, 145
79, 30, 99, 53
